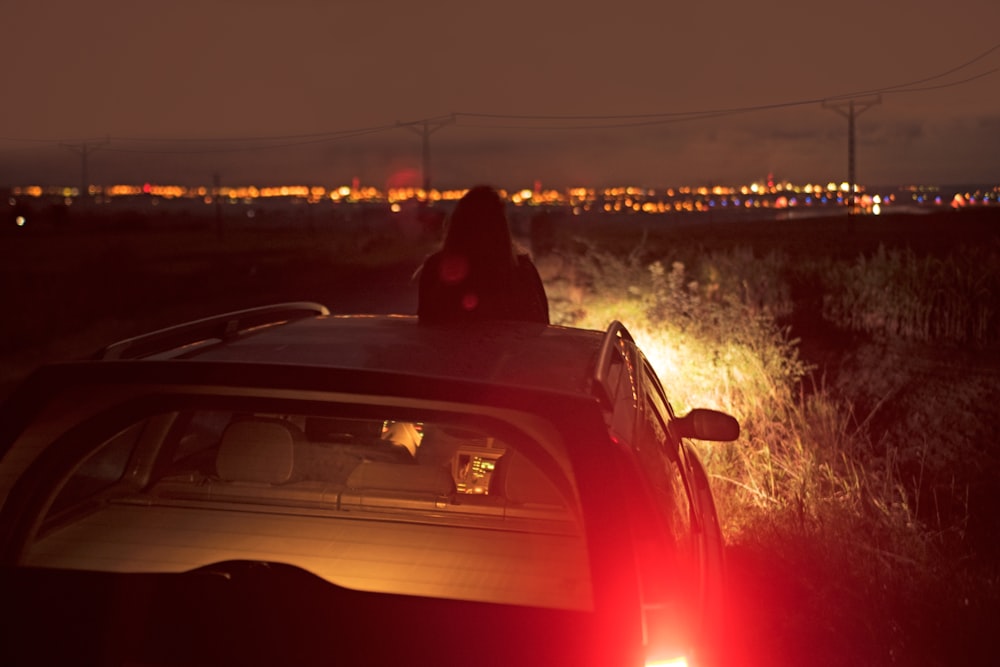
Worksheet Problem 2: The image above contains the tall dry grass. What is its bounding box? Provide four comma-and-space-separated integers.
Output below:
541, 239, 997, 665
818, 242, 999, 344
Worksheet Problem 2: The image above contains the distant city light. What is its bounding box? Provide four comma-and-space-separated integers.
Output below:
5, 179, 996, 229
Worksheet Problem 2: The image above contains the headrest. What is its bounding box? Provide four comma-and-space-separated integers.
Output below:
216, 419, 297, 484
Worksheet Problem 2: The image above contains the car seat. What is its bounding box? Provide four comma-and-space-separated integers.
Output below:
215, 418, 302, 484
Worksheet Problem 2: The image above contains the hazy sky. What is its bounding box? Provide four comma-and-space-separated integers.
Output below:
3, 0, 999, 189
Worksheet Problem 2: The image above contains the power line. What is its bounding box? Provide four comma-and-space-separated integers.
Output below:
106, 122, 402, 146
452, 40, 1000, 130
102, 123, 400, 154
838, 41, 1000, 98
453, 42, 1000, 130
3, 41, 998, 150
397, 116, 455, 194
452, 106, 793, 130
857, 67, 998, 96
60, 137, 110, 195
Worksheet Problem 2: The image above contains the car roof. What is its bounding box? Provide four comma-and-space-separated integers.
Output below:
98, 305, 626, 400
196, 315, 605, 397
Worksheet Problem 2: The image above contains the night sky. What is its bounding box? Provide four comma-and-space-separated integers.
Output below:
3, 0, 999, 190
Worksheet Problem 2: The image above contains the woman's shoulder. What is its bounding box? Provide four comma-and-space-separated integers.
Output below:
514, 252, 543, 275
414, 250, 444, 279
422, 250, 445, 266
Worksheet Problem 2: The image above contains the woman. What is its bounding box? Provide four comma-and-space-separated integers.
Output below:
417, 185, 549, 325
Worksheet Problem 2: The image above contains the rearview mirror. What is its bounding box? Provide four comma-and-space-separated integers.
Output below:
672, 408, 740, 442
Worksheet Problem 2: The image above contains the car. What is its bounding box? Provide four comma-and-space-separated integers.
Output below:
0, 302, 739, 667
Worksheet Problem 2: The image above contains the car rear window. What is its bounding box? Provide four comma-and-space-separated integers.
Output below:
17, 402, 593, 611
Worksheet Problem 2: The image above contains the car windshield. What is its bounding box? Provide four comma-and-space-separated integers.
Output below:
21, 402, 593, 611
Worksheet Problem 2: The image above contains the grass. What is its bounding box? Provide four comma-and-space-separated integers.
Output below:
817, 243, 999, 344
539, 210, 1000, 666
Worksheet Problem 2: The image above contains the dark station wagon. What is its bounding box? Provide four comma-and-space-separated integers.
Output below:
0, 302, 739, 667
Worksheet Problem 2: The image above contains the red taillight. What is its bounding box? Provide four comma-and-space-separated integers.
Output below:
646, 658, 689, 667
641, 599, 699, 667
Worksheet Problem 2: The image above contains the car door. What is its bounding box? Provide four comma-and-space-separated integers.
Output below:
639, 357, 727, 652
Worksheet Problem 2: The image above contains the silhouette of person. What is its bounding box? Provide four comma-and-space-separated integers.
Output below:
417, 185, 549, 325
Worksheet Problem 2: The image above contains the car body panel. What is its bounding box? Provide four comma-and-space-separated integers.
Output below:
144, 314, 605, 398
0, 308, 734, 667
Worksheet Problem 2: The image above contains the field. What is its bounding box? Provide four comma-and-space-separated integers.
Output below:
2, 204, 998, 666
536, 207, 1000, 666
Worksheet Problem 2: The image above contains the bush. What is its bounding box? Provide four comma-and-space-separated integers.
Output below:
545, 240, 993, 666
818, 242, 1000, 344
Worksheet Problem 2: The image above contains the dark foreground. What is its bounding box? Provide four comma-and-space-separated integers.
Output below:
2, 205, 998, 666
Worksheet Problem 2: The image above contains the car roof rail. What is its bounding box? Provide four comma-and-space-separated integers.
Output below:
96, 301, 331, 360
592, 320, 635, 408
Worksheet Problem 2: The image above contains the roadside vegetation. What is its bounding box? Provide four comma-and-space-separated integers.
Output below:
539, 211, 999, 666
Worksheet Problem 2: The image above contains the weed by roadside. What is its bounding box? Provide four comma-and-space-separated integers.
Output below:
545, 239, 998, 666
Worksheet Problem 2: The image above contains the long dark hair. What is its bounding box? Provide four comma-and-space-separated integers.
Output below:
417, 185, 548, 324
441, 185, 518, 276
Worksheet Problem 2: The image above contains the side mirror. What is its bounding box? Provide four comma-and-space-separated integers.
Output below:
672, 408, 740, 442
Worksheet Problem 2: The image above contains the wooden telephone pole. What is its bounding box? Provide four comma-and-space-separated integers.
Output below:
823, 95, 881, 232
60, 137, 110, 198
397, 116, 455, 199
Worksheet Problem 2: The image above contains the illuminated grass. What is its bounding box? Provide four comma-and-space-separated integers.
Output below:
544, 240, 992, 665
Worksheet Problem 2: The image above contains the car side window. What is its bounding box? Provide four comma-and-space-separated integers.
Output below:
48, 421, 144, 516
639, 399, 694, 548
636, 366, 694, 554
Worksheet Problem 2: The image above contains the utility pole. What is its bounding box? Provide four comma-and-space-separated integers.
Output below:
823, 95, 880, 232
397, 115, 455, 200
60, 137, 110, 199
213, 171, 225, 240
